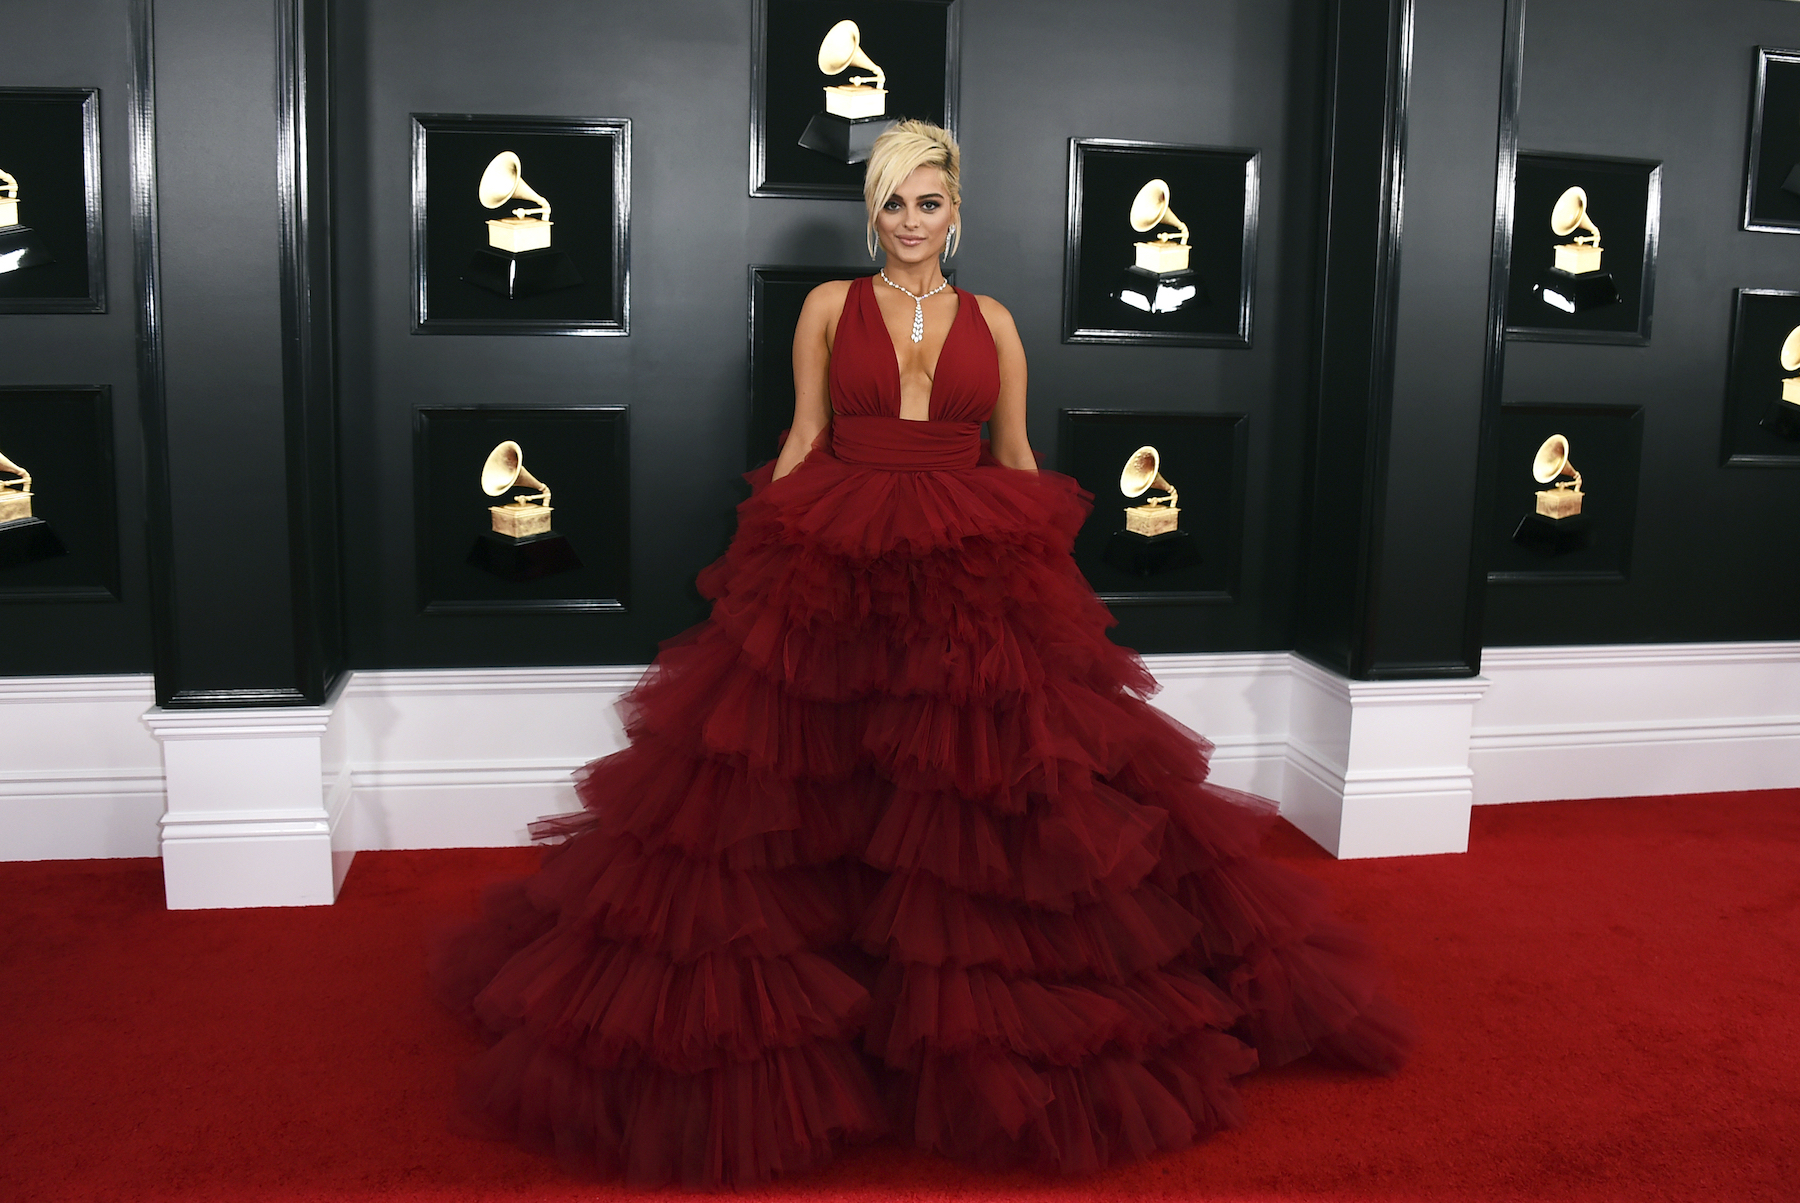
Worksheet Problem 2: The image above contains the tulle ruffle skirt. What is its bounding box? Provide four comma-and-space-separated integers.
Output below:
434, 443, 1414, 1187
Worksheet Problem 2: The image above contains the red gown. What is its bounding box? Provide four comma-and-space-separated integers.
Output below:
435, 275, 1413, 1187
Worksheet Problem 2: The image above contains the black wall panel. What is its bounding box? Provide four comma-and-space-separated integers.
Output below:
0, 0, 153, 677
1485, 0, 1800, 646
334, 0, 1324, 669
1367, 0, 1506, 673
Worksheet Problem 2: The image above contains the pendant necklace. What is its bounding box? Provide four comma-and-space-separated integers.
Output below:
879, 269, 950, 343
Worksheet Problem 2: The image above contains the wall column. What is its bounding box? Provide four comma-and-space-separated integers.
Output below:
133, 0, 347, 904
1285, 0, 1520, 854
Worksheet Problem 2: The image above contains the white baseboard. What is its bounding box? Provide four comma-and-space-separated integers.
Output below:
1471, 643, 1800, 804
3, 642, 1796, 866
147, 703, 352, 909
0, 676, 164, 860
339, 667, 636, 851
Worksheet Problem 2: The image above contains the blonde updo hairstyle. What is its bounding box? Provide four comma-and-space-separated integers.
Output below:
863, 119, 962, 260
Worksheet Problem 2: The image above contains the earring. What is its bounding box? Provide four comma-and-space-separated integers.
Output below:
943, 225, 956, 258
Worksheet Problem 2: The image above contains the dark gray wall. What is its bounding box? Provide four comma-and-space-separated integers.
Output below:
0, 0, 153, 677
1484, 0, 1800, 645
334, 0, 1324, 668
12, 0, 1791, 688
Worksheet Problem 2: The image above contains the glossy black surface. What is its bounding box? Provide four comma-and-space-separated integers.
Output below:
1484, 0, 1800, 647
336, 0, 1323, 668
0, 1, 151, 677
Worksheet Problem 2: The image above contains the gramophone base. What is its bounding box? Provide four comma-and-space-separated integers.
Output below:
0, 224, 56, 275
463, 247, 582, 300
1511, 512, 1590, 557
0, 516, 67, 569
1782, 163, 1800, 198
1114, 266, 1205, 315
468, 530, 583, 582
1103, 528, 1199, 577
1534, 488, 1583, 520
1761, 399, 1800, 441
1534, 268, 1619, 313
798, 112, 896, 165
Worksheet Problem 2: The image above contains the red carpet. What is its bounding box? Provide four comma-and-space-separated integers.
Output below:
1, 790, 1795, 1201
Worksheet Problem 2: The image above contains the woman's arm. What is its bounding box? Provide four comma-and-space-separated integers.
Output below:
772, 280, 846, 480
979, 295, 1037, 473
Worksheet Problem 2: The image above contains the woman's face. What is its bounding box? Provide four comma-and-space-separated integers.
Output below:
875, 164, 957, 268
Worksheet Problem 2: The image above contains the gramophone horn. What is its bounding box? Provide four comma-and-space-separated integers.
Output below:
0, 447, 27, 490
1780, 326, 1800, 374
481, 440, 548, 499
1129, 179, 1190, 244
1550, 186, 1599, 242
478, 151, 551, 217
1120, 445, 1176, 502
1531, 433, 1579, 489
818, 19, 885, 89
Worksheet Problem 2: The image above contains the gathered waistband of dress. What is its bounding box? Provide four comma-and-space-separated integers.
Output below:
829, 414, 981, 471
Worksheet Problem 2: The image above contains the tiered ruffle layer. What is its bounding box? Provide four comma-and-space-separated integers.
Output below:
434, 443, 1413, 1188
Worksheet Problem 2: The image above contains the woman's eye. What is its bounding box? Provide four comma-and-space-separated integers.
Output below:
883, 199, 901, 211
921, 201, 939, 210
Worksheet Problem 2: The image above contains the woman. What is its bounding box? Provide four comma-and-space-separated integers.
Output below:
437, 120, 1412, 1188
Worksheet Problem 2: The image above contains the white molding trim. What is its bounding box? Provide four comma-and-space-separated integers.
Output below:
1282, 657, 1490, 858
1470, 642, 1800, 804
0, 675, 165, 860
0, 674, 158, 701
146, 701, 352, 909
4, 641, 1798, 875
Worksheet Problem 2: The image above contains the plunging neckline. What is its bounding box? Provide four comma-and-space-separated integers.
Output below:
872, 276, 964, 423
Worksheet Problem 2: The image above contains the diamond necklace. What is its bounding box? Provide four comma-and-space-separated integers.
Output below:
878, 269, 951, 343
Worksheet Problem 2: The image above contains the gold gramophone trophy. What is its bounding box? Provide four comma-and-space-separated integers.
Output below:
0, 167, 56, 276
1534, 187, 1620, 313
461, 152, 582, 300
1512, 433, 1590, 555
1761, 325, 1800, 440
0, 447, 32, 525
1121, 445, 1179, 534
0, 443, 65, 568
1114, 180, 1204, 315
468, 440, 582, 580
1531, 434, 1583, 519
1103, 446, 1199, 576
797, 20, 897, 164
482, 440, 553, 538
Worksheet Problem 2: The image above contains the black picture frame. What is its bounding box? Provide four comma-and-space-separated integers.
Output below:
1063, 139, 1258, 348
411, 114, 629, 336
1486, 402, 1643, 585
1504, 151, 1660, 345
414, 406, 630, 614
1056, 409, 1246, 605
749, 266, 866, 468
0, 386, 120, 602
1721, 288, 1800, 466
1742, 46, 1800, 234
0, 88, 105, 314
751, 0, 960, 200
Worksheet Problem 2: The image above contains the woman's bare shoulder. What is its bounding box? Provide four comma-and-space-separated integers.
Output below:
974, 293, 1020, 339
803, 277, 856, 313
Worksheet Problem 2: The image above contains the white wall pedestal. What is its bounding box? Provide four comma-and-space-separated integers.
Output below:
1283, 657, 1490, 858
144, 702, 351, 909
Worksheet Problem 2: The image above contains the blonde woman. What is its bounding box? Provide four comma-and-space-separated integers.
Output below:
438, 120, 1411, 1188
